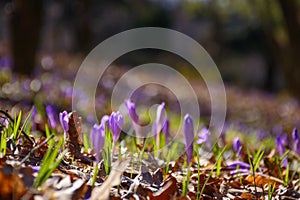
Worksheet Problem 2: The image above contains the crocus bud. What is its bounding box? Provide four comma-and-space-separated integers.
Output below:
227, 161, 250, 169
109, 111, 124, 146
46, 105, 56, 128
125, 99, 139, 124
276, 136, 288, 166
233, 137, 242, 157
155, 102, 166, 133
90, 123, 105, 163
0, 117, 8, 128
59, 111, 69, 138
183, 114, 194, 165
276, 136, 284, 156
162, 119, 170, 143
197, 127, 210, 145
101, 115, 110, 128
154, 102, 166, 147
292, 128, 300, 154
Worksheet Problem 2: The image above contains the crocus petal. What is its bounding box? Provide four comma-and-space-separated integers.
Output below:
276, 136, 289, 167
276, 136, 284, 156
229, 168, 251, 175
183, 114, 194, 165
31, 166, 41, 173
109, 111, 124, 145
196, 127, 210, 145
233, 137, 242, 157
46, 105, 57, 128
59, 111, 69, 132
125, 99, 139, 124
91, 123, 105, 163
294, 139, 300, 154
162, 119, 170, 142
155, 102, 166, 134
227, 161, 250, 169
281, 133, 289, 147
291, 128, 300, 154
101, 115, 110, 128
0, 117, 8, 127
152, 123, 157, 137
292, 128, 299, 140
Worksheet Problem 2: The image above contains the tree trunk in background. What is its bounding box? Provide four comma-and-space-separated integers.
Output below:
10, 0, 42, 75
255, 0, 281, 92
277, 0, 300, 99
75, 0, 93, 53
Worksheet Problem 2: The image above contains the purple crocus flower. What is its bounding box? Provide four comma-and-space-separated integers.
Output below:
197, 127, 211, 146
233, 137, 242, 157
292, 128, 300, 154
155, 102, 166, 133
31, 166, 41, 173
294, 140, 300, 154
292, 128, 299, 140
154, 102, 166, 147
183, 114, 194, 165
59, 111, 69, 138
0, 117, 8, 127
276, 136, 288, 166
276, 136, 284, 156
90, 123, 105, 163
227, 161, 250, 169
125, 99, 139, 124
162, 119, 170, 143
46, 105, 56, 128
101, 115, 110, 128
281, 133, 289, 147
109, 111, 124, 147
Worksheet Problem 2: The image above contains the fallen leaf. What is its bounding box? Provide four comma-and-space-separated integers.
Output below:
0, 166, 26, 199
245, 174, 279, 188
149, 176, 179, 200
90, 159, 130, 200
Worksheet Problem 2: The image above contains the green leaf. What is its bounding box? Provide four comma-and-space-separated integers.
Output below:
0, 129, 7, 157
34, 137, 67, 188
285, 163, 290, 186
13, 111, 22, 140
20, 107, 34, 134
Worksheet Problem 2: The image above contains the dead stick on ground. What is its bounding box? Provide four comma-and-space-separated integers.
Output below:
17, 134, 55, 167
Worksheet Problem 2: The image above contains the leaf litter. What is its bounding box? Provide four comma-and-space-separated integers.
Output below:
0, 109, 299, 200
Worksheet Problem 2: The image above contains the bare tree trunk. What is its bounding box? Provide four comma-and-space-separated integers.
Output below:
277, 0, 300, 98
10, 0, 42, 75
74, 0, 93, 53
254, 0, 281, 92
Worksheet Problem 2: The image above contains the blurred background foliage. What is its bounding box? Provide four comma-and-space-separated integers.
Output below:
0, 0, 299, 96
0, 0, 299, 137
0, 0, 300, 128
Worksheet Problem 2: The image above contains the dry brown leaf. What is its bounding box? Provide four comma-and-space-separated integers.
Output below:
90, 159, 130, 200
245, 174, 279, 188
0, 167, 26, 199
149, 176, 179, 200
66, 111, 83, 155
240, 193, 253, 199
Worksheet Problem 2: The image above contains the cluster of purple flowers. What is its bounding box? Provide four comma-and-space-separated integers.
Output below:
56, 100, 198, 164
276, 128, 300, 156
90, 111, 124, 163
52, 99, 300, 167
233, 137, 242, 158
58, 109, 124, 163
